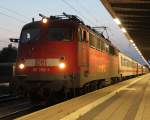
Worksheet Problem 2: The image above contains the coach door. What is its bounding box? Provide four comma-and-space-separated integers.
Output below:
78, 29, 89, 76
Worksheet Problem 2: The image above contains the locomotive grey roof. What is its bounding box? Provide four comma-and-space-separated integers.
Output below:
22, 15, 118, 51
101, 0, 150, 63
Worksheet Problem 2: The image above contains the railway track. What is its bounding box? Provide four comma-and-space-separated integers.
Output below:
0, 94, 10, 98
0, 95, 45, 120
0, 94, 19, 103
0, 98, 42, 120
0, 101, 33, 119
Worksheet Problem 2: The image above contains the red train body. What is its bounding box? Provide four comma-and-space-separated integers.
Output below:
14, 14, 149, 99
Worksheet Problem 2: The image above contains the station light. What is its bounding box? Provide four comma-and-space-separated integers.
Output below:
129, 39, 134, 43
132, 43, 136, 47
139, 52, 142, 55
121, 28, 127, 33
114, 18, 121, 25
135, 47, 138, 51
134, 45, 137, 49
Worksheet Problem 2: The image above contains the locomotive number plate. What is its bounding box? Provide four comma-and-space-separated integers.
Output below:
35, 59, 47, 66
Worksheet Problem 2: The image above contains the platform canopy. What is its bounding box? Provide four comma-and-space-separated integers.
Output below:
101, 0, 150, 63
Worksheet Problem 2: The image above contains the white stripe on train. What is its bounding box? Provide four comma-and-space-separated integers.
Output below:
24, 58, 60, 67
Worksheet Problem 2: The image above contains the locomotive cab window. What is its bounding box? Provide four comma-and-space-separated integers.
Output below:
48, 28, 72, 41
20, 28, 40, 43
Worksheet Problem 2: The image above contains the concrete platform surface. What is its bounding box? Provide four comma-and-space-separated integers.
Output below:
16, 73, 150, 120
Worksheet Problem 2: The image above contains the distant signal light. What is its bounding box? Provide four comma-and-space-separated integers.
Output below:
9, 38, 19, 43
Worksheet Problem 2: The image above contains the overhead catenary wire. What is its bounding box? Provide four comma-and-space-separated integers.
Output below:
61, 0, 96, 26
0, 11, 26, 23
0, 40, 10, 43
61, 0, 113, 42
75, 0, 100, 26
0, 5, 30, 21
0, 44, 10, 47
0, 6, 25, 48
0, 26, 17, 46
0, 26, 16, 33
0, 42, 9, 45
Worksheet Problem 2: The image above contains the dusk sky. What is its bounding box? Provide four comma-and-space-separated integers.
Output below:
0, 0, 146, 64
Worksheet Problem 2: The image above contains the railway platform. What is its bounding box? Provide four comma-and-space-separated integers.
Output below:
16, 73, 150, 120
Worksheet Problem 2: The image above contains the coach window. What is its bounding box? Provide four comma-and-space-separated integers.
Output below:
127, 60, 129, 67
121, 56, 123, 66
129, 61, 132, 68
121, 57, 124, 66
123, 59, 125, 66
123, 58, 125, 66
125, 59, 128, 66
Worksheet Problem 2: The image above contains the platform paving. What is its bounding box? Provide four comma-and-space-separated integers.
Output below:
16, 73, 150, 120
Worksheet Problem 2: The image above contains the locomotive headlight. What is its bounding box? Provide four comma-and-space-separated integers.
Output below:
19, 63, 25, 70
59, 62, 66, 69
42, 18, 48, 24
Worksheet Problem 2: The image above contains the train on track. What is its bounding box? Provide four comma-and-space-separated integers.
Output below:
12, 13, 149, 101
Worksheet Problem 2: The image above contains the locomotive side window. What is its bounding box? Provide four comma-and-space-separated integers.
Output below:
109, 45, 115, 55
89, 33, 95, 47
105, 43, 109, 53
96, 38, 101, 50
83, 31, 86, 41
78, 29, 82, 41
101, 40, 105, 51
89, 33, 92, 46
48, 28, 72, 41
20, 29, 40, 43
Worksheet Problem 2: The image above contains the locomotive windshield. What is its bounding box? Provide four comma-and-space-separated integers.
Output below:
20, 28, 40, 43
20, 27, 72, 43
48, 28, 72, 41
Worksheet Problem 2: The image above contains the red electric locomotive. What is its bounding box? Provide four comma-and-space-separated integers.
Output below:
13, 13, 148, 101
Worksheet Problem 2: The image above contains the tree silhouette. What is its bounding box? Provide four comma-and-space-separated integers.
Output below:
0, 44, 17, 63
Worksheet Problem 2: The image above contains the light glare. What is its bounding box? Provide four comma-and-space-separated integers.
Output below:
42, 18, 48, 23
121, 28, 127, 33
59, 63, 66, 69
19, 63, 25, 69
114, 18, 121, 25
129, 39, 134, 43
132, 43, 136, 47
